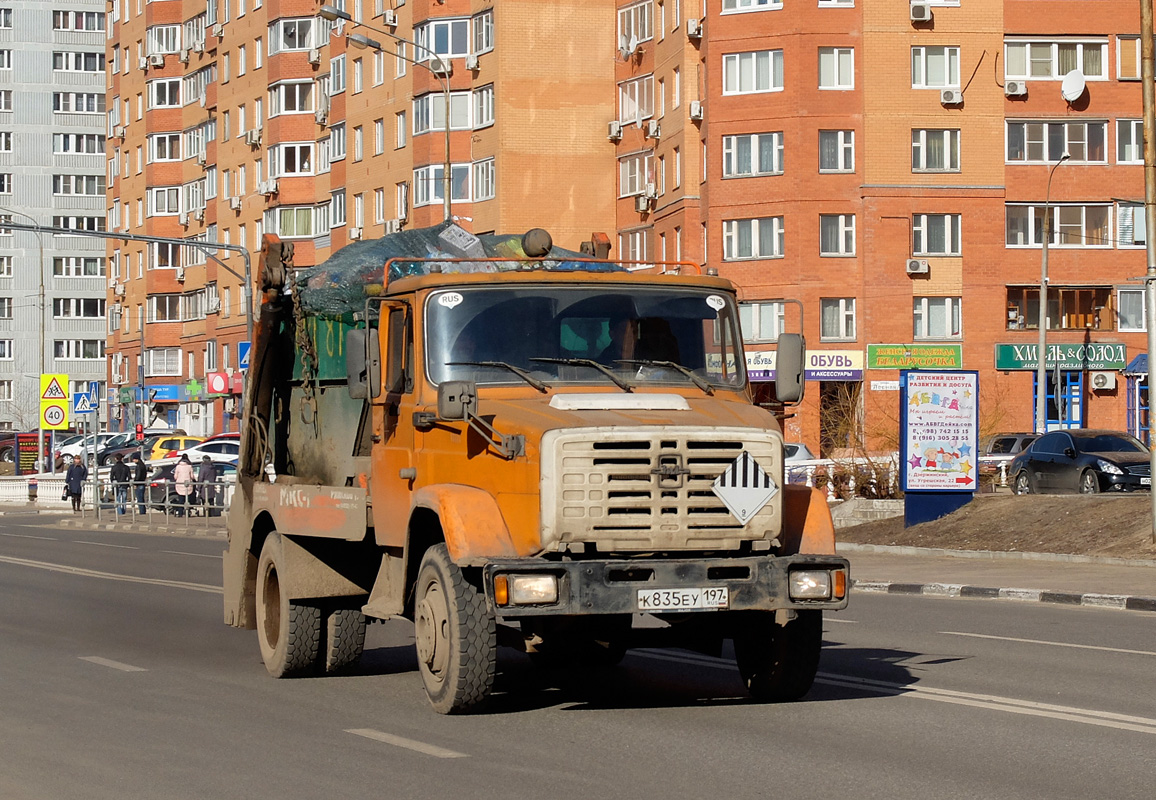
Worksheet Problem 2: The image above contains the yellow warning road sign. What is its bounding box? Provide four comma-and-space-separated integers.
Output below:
40, 374, 67, 400
40, 374, 70, 430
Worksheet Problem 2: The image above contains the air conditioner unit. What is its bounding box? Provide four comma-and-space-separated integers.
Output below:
608, 121, 623, 141
646, 120, 661, 139
113, 125, 126, 139
193, 208, 204, 221
179, 211, 189, 226
384, 218, 401, 235
196, 152, 206, 166
465, 53, 479, 70
260, 179, 278, 195
429, 59, 452, 77
193, 40, 204, 54
138, 56, 148, 70
349, 226, 363, 240
110, 404, 122, 419
383, 10, 398, 26
910, 3, 932, 23
635, 194, 651, 213
212, 23, 224, 38
645, 183, 658, 199
179, 49, 190, 64
223, 397, 237, 413
175, 266, 186, 282
308, 48, 320, 65
905, 258, 930, 275
689, 101, 704, 121
1005, 80, 1027, 97
1090, 371, 1117, 391
244, 129, 261, 146
149, 53, 165, 67
687, 19, 703, 39
315, 108, 328, 125
206, 296, 221, 313
112, 281, 125, 298
229, 196, 242, 211
940, 89, 963, 106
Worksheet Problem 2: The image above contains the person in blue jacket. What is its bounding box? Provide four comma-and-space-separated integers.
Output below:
64, 454, 87, 513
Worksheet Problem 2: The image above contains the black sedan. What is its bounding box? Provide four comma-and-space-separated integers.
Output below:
1009, 429, 1151, 494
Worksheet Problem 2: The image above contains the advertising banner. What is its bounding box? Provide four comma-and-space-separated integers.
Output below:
993, 342, 1126, 371
867, 344, 963, 370
900, 370, 979, 492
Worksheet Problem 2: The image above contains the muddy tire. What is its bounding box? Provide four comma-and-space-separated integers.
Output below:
413, 544, 496, 714
323, 608, 366, 674
734, 610, 822, 703
1079, 469, 1100, 494
256, 533, 322, 678
1013, 471, 1031, 495
0, 445, 13, 463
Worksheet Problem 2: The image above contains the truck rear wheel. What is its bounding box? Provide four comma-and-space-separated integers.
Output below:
413, 544, 496, 714
733, 610, 822, 702
256, 533, 322, 678
323, 608, 366, 673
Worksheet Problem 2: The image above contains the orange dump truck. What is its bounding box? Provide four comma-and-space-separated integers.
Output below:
224, 224, 849, 713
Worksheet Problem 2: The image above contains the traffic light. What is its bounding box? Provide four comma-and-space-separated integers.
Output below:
135, 423, 144, 441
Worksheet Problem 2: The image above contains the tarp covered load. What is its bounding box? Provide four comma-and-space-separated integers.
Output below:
297, 221, 621, 318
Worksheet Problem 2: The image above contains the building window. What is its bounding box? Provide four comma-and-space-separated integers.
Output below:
146, 25, 181, 55
913, 214, 962, 256
1006, 286, 1111, 331
148, 187, 181, 216
1004, 39, 1106, 81
331, 190, 346, 226
268, 18, 315, 53
1118, 288, 1146, 331
51, 216, 106, 233
148, 79, 181, 109
1005, 204, 1111, 248
0, 297, 9, 318
414, 18, 470, 61
53, 175, 105, 196
52, 51, 105, 73
396, 111, 407, 148
724, 0, 782, 10
722, 132, 783, 177
618, 1, 653, 44
722, 50, 784, 95
619, 152, 653, 197
618, 74, 655, 122
0, 340, 11, 359
145, 347, 182, 376
738, 301, 786, 343
271, 143, 314, 176
820, 298, 856, 341
1119, 36, 1141, 80
818, 47, 853, 90
1006, 120, 1106, 164
413, 164, 471, 206
330, 55, 346, 94
473, 158, 495, 201
912, 128, 960, 172
473, 9, 495, 53
53, 298, 105, 319
722, 217, 784, 260
330, 123, 346, 159
149, 133, 182, 162
914, 297, 962, 340
1117, 119, 1143, 164
911, 46, 960, 89
619, 229, 650, 263
1117, 203, 1146, 248
54, 257, 105, 277
52, 10, 104, 31
819, 130, 854, 172
52, 134, 105, 155
150, 242, 180, 269
55, 339, 106, 360
271, 206, 316, 238
0, 257, 10, 277
268, 81, 313, 115
474, 85, 495, 128
819, 214, 855, 256
413, 91, 472, 133
53, 92, 105, 114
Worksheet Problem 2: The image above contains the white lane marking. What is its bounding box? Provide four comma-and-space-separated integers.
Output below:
161, 550, 222, 559
345, 729, 468, 759
630, 650, 1156, 735
76, 540, 138, 550
80, 656, 147, 673
0, 532, 58, 541
941, 631, 1156, 657
825, 617, 858, 624
0, 553, 221, 594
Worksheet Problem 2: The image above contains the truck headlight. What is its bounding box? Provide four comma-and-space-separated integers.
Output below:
789, 569, 833, 600
494, 574, 558, 606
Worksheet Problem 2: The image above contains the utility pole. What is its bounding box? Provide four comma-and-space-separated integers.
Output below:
1141, 0, 1156, 544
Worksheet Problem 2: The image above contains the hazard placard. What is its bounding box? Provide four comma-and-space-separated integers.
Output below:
711, 451, 778, 525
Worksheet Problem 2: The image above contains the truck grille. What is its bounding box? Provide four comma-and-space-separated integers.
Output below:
541, 428, 783, 552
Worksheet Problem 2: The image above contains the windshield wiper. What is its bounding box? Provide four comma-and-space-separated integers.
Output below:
617, 359, 715, 395
529, 358, 634, 392
446, 361, 550, 393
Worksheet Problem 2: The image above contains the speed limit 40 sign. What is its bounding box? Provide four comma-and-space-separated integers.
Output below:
42, 401, 68, 429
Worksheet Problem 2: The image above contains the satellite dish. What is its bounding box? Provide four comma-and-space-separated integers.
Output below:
1060, 70, 1086, 103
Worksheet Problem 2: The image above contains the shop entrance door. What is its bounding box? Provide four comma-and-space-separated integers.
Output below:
1033, 370, 1084, 431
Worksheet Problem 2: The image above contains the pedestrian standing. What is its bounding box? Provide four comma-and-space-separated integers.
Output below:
172, 454, 195, 516
197, 455, 220, 516
132, 453, 148, 515
64, 454, 87, 513
109, 453, 132, 515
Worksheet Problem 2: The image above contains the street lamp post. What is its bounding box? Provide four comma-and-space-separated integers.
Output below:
1035, 153, 1071, 434
319, 5, 453, 222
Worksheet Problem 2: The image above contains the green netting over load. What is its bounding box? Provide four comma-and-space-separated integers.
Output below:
297, 221, 620, 318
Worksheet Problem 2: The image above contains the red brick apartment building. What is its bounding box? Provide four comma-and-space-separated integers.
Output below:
105, 0, 1154, 453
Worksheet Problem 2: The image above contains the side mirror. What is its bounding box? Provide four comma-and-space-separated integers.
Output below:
438, 381, 477, 421
345, 328, 381, 399
1063, 447, 1076, 458
775, 333, 806, 404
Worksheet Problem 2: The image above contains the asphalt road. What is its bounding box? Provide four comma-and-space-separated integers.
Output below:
0, 512, 1153, 800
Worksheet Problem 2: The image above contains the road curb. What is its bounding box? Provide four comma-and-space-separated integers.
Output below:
54, 515, 227, 539
851, 579, 1156, 613
838, 542, 1156, 568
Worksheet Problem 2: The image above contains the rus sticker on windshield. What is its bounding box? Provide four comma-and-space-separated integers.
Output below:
437, 292, 463, 309
706, 295, 725, 312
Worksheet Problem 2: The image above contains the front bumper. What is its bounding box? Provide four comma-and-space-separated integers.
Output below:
1104, 472, 1151, 491
481, 554, 850, 617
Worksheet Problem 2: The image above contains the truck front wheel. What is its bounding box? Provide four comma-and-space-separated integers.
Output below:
256, 533, 322, 678
413, 544, 496, 714
733, 610, 822, 702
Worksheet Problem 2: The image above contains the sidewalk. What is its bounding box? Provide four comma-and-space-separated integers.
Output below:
841, 543, 1156, 613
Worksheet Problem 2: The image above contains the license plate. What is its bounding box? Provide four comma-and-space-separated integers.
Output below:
637, 586, 729, 612
1143, 477, 1151, 486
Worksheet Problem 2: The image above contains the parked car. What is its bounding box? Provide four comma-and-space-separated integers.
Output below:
94, 432, 139, 465
175, 438, 240, 464
784, 442, 817, 462
148, 460, 237, 513
56, 432, 124, 468
145, 435, 203, 461
1008, 429, 1151, 494
978, 432, 1039, 478
201, 431, 241, 444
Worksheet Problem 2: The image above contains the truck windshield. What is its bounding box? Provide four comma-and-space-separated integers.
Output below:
426, 286, 745, 390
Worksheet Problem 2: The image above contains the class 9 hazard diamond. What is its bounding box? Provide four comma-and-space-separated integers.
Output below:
711, 451, 778, 525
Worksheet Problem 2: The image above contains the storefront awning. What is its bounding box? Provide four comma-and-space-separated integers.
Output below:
1124, 354, 1148, 377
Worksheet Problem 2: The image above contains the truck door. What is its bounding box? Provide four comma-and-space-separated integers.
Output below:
370, 302, 415, 546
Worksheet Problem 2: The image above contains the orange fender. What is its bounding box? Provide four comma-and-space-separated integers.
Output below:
779, 485, 837, 555
411, 484, 517, 565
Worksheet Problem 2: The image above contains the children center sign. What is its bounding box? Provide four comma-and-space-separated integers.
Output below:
900, 370, 979, 525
